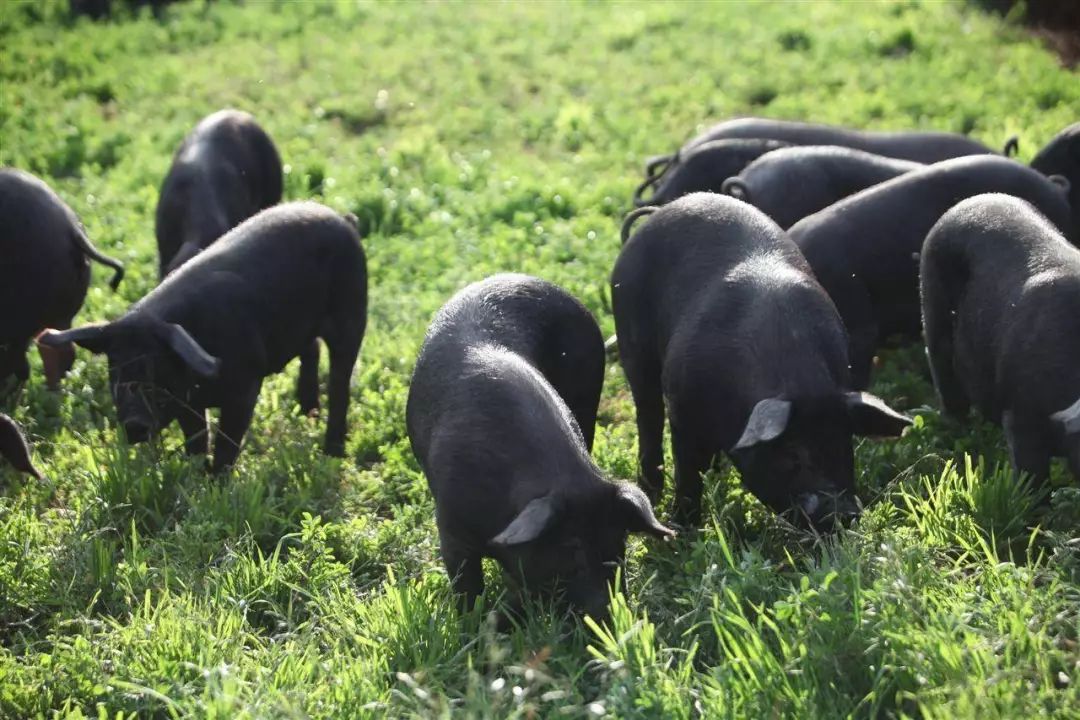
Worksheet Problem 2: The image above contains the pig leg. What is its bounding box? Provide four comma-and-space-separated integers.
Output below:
322, 322, 363, 457
324, 346, 358, 458
921, 258, 970, 417
177, 407, 209, 458
211, 381, 262, 473
442, 540, 484, 610
621, 349, 666, 503
1003, 411, 1051, 488
1, 347, 30, 402
670, 425, 713, 527
297, 340, 320, 416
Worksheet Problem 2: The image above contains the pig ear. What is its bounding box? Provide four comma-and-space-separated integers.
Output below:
490, 495, 558, 546
732, 398, 791, 450
0, 415, 42, 480
158, 323, 221, 379
36, 324, 114, 354
613, 483, 675, 539
1051, 397, 1080, 436
845, 392, 912, 437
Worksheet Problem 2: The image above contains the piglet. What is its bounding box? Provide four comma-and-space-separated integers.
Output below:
41, 202, 366, 472
921, 193, 1080, 483
156, 109, 282, 279
613, 193, 910, 528
407, 274, 672, 619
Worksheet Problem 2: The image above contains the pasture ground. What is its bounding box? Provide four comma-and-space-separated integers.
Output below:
1, 1, 1079, 717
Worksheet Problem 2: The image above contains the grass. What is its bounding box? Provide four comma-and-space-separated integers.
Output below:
1, 1, 1079, 717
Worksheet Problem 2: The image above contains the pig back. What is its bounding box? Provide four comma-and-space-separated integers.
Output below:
0, 170, 91, 338
139, 202, 366, 373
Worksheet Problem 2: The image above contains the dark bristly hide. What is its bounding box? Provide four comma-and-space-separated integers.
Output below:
612, 192, 910, 528
406, 274, 671, 620
156, 109, 283, 279
721, 145, 922, 229
40, 202, 366, 472
921, 193, 1080, 483
787, 155, 1074, 389
0, 168, 125, 395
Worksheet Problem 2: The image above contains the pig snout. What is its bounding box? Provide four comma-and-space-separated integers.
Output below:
794, 491, 860, 531
121, 416, 153, 444
565, 569, 619, 623
116, 391, 155, 443
572, 585, 613, 624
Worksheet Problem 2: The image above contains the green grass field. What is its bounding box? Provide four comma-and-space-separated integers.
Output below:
2, 1, 1079, 717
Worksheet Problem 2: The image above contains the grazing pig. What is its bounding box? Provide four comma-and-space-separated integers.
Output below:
788, 155, 1074, 389
921, 194, 1080, 483
613, 193, 911, 528
683, 117, 1004, 162
1030, 123, 1080, 237
0, 414, 41, 480
407, 274, 672, 618
156, 109, 282, 279
633, 139, 790, 206
0, 168, 124, 396
39, 202, 366, 472
641, 117, 1011, 201
721, 146, 922, 229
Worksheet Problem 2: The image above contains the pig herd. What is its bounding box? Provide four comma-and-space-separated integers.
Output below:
1, 111, 1078, 621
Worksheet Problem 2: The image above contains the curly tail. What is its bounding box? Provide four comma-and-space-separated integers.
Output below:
1002, 135, 1019, 157
71, 228, 124, 290
645, 152, 675, 178
632, 152, 678, 206
721, 177, 751, 202
621, 206, 658, 245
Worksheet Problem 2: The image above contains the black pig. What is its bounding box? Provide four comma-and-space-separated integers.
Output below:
642, 117, 1011, 201
1030, 123, 1080, 237
0, 168, 124, 396
721, 146, 922, 229
0, 413, 41, 480
613, 193, 910, 527
156, 109, 282, 279
921, 194, 1080, 482
681, 117, 1004, 162
633, 139, 790, 206
407, 274, 672, 618
788, 155, 1074, 389
40, 202, 366, 472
